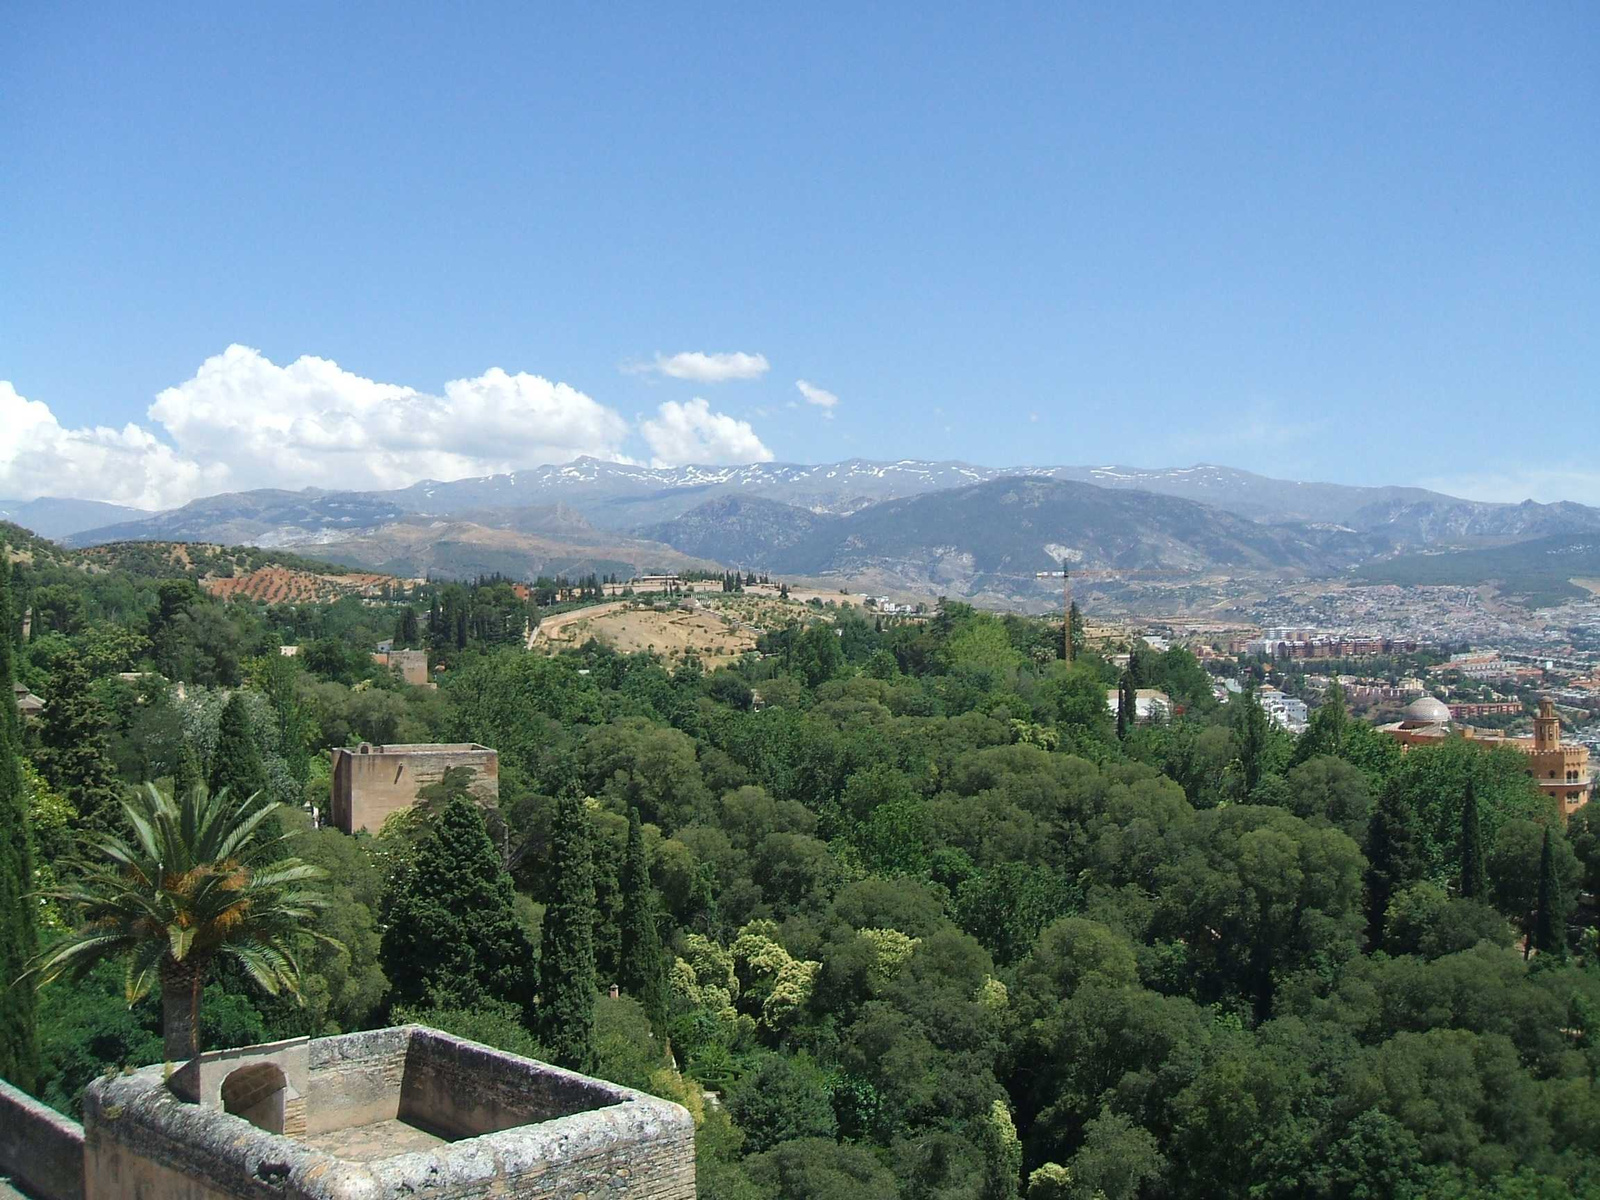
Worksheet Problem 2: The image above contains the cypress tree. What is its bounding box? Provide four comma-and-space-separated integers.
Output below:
1533, 825, 1565, 957
540, 791, 597, 1070
1116, 671, 1135, 741
37, 647, 123, 833
171, 740, 203, 800
618, 808, 669, 1031
1365, 780, 1425, 949
1459, 778, 1486, 900
0, 555, 38, 1090
1066, 600, 1084, 661
1234, 685, 1270, 797
209, 691, 268, 802
381, 790, 537, 1012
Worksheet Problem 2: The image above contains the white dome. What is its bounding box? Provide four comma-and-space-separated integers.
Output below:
1402, 696, 1451, 725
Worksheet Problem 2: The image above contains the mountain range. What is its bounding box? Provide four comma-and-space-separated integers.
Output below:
13, 457, 1598, 609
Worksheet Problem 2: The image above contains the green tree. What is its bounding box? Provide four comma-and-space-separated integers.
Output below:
1116, 670, 1135, 742
1293, 682, 1348, 764
618, 808, 669, 1030
1067, 600, 1084, 661
540, 791, 597, 1070
380, 790, 536, 1015
1532, 825, 1565, 957
208, 690, 268, 802
171, 740, 203, 801
37, 647, 123, 832
0, 554, 38, 1090
1460, 778, 1486, 899
725, 1051, 837, 1152
1233, 685, 1270, 796
744, 1138, 898, 1200
35, 784, 328, 1062
1366, 780, 1426, 947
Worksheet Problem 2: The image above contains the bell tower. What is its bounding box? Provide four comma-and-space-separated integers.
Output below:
1534, 697, 1560, 752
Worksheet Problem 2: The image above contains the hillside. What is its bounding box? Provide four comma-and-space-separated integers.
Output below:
645, 478, 1392, 603
302, 518, 722, 581
637, 496, 844, 564
65, 488, 412, 548
1357, 533, 1600, 606
57, 458, 1600, 583
200, 565, 401, 603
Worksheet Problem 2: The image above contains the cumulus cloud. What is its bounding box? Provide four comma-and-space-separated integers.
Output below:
149, 346, 631, 494
648, 351, 769, 383
0, 344, 637, 509
0, 381, 223, 510
795, 379, 839, 417
640, 398, 774, 467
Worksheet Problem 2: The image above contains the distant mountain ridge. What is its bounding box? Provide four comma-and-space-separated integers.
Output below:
60, 456, 1600, 550
0, 497, 150, 540
35, 457, 1600, 604
644, 478, 1395, 603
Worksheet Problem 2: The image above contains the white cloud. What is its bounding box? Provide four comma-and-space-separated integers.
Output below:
795, 379, 839, 417
148, 346, 633, 494
640, 398, 774, 467
0, 381, 223, 510
649, 351, 769, 383
0, 344, 636, 509
1420, 466, 1600, 507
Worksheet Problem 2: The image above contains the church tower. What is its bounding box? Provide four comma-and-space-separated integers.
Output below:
1534, 697, 1560, 752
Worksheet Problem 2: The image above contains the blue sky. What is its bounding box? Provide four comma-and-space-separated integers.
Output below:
1, 4, 1595, 509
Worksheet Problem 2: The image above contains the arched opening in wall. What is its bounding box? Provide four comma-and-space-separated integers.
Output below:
221, 1062, 288, 1134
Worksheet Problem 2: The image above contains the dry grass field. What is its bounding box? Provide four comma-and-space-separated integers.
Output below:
536, 601, 760, 664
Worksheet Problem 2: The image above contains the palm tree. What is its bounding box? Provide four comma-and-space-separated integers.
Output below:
33, 783, 330, 1063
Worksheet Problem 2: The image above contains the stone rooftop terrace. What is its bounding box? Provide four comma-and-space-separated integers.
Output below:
79, 1025, 695, 1199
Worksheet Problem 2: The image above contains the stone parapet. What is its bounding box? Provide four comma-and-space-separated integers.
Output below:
79, 1025, 694, 1200
0, 1076, 85, 1200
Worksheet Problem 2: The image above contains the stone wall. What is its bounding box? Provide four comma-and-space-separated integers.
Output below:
399, 1027, 612, 1137
0, 1077, 85, 1200
329, 744, 498, 834
304, 1027, 408, 1134
78, 1026, 696, 1200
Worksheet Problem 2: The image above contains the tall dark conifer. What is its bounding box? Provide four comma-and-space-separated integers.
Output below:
1116, 671, 1135, 741
1459, 778, 1486, 900
540, 791, 597, 1070
1365, 780, 1425, 949
208, 691, 268, 802
1532, 825, 1565, 957
0, 554, 38, 1090
619, 808, 669, 1031
381, 790, 537, 1011
171, 740, 203, 800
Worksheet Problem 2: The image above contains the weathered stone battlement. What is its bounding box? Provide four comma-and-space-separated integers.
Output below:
1, 1026, 694, 1200
329, 743, 498, 834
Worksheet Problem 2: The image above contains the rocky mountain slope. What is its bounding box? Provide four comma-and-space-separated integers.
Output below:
304, 517, 719, 581
65, 489, 410, 548
64, 457, 1600, 552
1358, 533, 1600, 607
646, 477, 1394, 602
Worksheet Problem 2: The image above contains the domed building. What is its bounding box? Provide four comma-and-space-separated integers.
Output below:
1378, 695, 1591, 818
1398, 695, 1452, 728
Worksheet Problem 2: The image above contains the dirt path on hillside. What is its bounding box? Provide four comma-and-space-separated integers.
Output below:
527, 601, 631, 648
